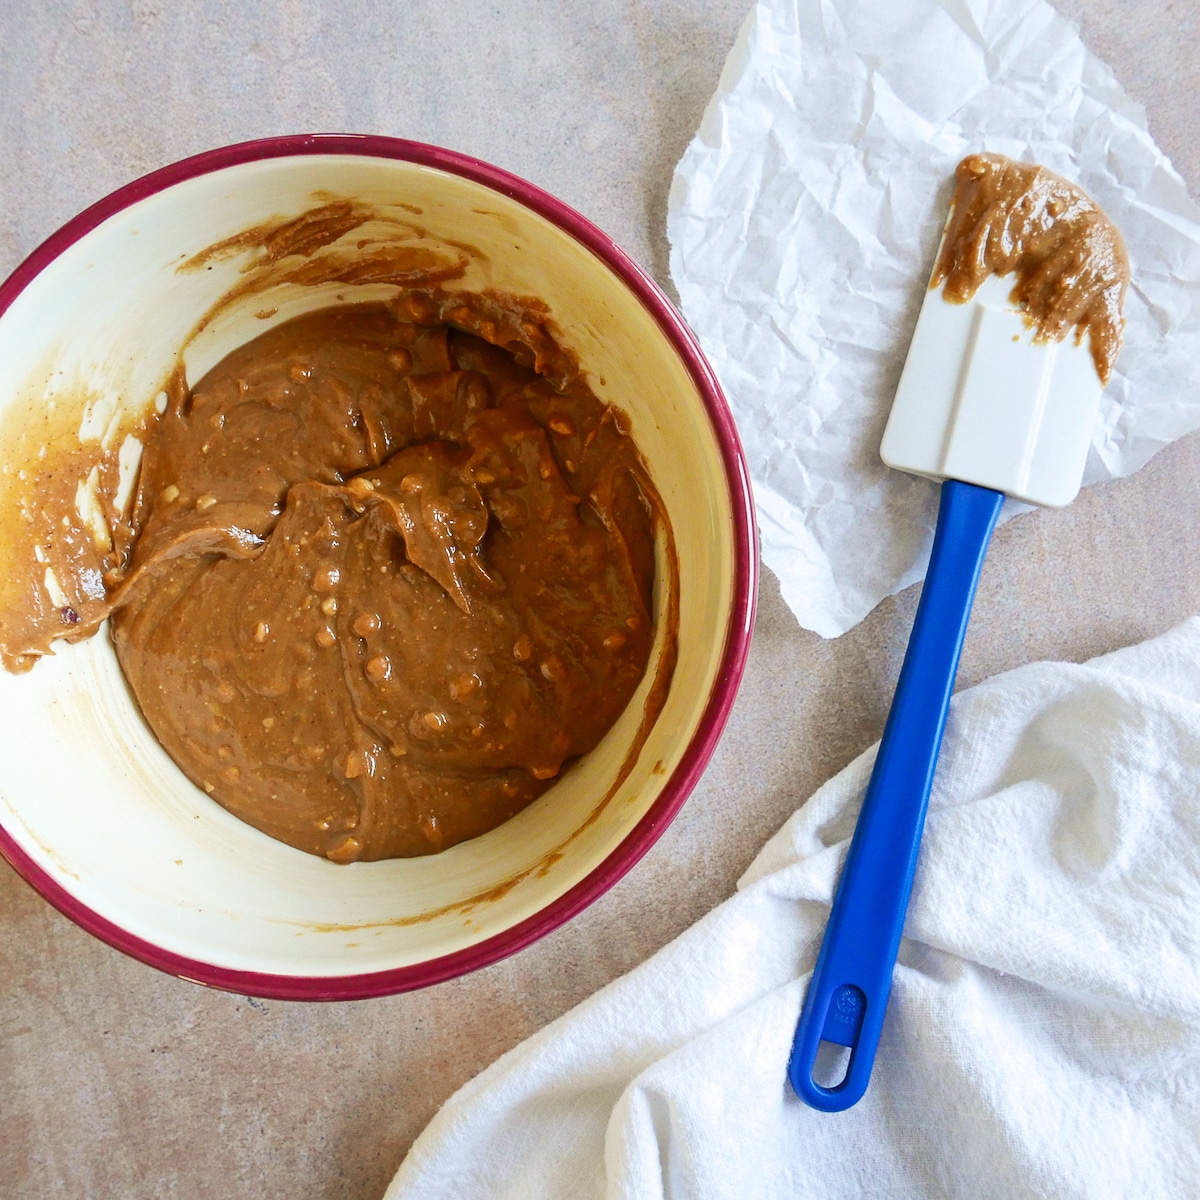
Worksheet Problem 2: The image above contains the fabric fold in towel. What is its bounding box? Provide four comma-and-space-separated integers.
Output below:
388, 618, 1200, 1198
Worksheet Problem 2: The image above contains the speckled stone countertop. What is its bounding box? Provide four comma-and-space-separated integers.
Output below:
2, 2, 1198, 1196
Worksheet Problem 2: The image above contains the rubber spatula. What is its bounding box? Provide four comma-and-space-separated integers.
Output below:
786, 227, 1112, 1113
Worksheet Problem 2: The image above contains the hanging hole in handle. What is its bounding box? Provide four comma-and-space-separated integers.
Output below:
812, 1039, 853, 1089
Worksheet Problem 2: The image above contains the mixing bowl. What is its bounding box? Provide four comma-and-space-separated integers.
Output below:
0, 134, 756, 999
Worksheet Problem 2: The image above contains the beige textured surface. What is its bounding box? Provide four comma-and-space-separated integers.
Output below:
1, 1, 1197, 1196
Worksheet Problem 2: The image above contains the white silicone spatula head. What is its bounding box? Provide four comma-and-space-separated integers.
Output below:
881, 152, 1128, 508
881, 269, 1104, 507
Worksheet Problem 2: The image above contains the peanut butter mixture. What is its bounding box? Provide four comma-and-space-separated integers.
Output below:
2, 293, 663, 862
933, 153, 1130, 383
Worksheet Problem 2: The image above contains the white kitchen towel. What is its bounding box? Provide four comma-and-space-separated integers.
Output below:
668, 0, 1200, 637
387, 618, 1200, 1198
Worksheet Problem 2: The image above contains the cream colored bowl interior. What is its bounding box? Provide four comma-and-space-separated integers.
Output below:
0, 155, 736, 978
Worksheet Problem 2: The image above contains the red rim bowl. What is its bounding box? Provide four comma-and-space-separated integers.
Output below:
0, 134, 758, 1000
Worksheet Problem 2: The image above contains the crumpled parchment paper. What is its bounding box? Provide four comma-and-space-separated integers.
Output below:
668, 0, 1200, 637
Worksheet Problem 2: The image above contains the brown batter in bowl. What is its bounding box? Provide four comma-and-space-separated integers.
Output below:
108, 294, 661, 862
0, 211, 673, 864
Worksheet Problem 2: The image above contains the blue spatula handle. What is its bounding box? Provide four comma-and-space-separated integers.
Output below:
788, 479, 1004, 1111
